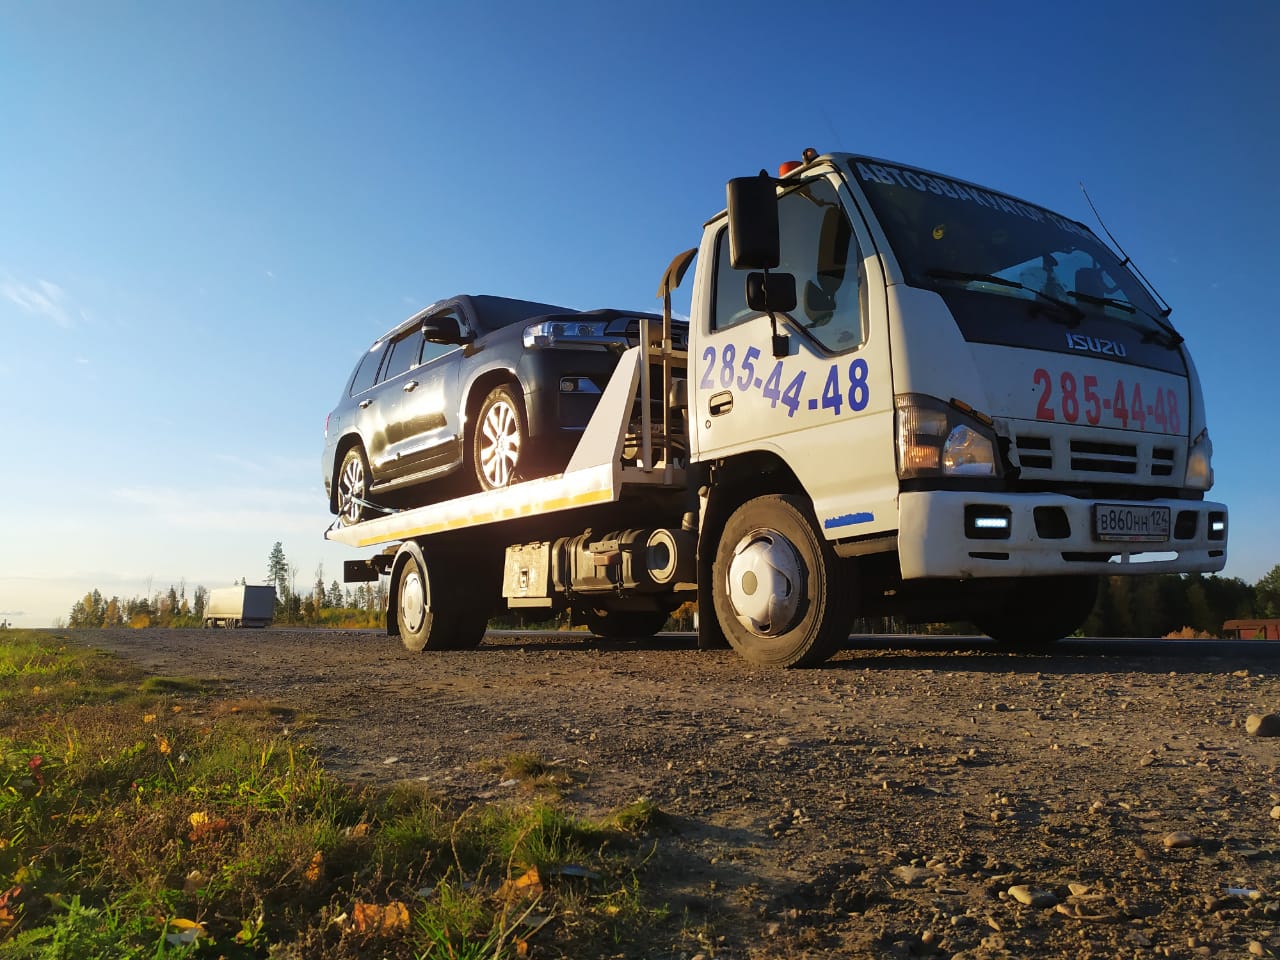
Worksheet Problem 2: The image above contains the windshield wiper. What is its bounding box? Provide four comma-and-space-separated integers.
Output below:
926, 269, 1083, 326
1068, 289, 1184, 347
1068, 290, 1135, 313
926, 268, 1022, 290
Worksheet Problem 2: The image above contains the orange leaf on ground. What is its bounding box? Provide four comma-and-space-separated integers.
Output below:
351, 901, 409, 936
304, 851, 323, 883
496, 866, 544, 902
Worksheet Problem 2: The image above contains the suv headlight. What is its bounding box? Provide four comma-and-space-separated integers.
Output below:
895, 394, 1002, 480
1185, 428, 1214, 490
522, 319, 616, 349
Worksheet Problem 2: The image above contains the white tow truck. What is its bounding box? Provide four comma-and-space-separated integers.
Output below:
327, 149, 1228, 667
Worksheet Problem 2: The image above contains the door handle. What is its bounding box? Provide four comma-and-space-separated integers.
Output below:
709, 391, 733, 416
403, 380, 419, 392
358, 398, 373, 409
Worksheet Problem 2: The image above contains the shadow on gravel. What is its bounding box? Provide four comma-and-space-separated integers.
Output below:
823, 636, 1280, 678
480, 630, 1280, 678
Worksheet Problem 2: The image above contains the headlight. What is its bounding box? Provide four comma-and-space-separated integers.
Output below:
895, 394, 1001, 480
1185, 428, 1213, 490
522, 319, 612, 348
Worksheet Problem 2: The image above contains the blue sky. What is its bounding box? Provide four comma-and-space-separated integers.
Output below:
1, 1, 1276, 627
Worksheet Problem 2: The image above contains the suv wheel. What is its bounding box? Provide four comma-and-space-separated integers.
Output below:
336, 445, 371, 526
474, 385, 527, 490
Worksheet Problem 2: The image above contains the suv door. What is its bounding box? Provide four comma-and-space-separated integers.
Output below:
387, 310, 467, 477
361, 326, 423, 481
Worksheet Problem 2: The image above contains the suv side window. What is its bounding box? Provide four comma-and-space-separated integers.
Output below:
712, 177, 865, 353
349, 345, 384, 396
379, 329, 421, 383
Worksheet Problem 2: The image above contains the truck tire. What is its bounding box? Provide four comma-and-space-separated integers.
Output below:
473, 385, 528, 491
337, 445, 371, 527
582, 608, 670, 639
394, 548, 493, 651
712, 494, 854, 668
971, 575, 1099, 647
395, 550, 456, 651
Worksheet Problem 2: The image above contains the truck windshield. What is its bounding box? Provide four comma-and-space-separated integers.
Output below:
846, 158, 1172, 339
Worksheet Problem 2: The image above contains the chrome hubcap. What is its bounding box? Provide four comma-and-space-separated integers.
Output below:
480, 400, 520, 487
726, 529, 804, 636
400, 568, 425, 634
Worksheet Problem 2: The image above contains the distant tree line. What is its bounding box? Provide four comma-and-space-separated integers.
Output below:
62, 542, 386, 629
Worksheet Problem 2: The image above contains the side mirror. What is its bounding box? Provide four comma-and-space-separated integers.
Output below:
726, 174, 780, 269
746, 272, 796, 314
421, 316, 470, 344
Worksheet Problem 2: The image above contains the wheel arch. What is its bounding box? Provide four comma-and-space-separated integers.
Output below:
695, 451, 807, 650
463, 368, 525, 446
330, 433, 366, 514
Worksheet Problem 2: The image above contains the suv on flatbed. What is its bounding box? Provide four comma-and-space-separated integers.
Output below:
323, 294, 681, 526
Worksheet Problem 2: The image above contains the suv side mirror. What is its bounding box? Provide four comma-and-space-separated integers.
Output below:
421, 316, 470, 344
726, 174, 780, 270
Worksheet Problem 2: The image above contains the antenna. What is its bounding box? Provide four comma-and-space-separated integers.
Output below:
1079, 182, 1173, 318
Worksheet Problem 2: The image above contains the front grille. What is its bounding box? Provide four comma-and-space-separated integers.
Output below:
621, 319, 688, 350
1014, 432, 1181, 482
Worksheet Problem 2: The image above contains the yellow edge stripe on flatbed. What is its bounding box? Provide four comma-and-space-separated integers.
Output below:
343, 485, 617, 548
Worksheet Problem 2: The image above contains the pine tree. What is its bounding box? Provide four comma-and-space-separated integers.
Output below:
1257, 564, 1280, 618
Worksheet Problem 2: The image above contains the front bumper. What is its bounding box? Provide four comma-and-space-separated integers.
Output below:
898, 490, 1227, 579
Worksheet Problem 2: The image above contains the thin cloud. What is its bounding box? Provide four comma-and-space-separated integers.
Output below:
1, 274, 78, 328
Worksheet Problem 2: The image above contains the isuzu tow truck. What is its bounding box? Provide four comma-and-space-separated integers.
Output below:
327, 149, 1227, 667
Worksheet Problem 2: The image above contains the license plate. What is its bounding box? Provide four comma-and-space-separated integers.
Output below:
1093, 503, 1171, 542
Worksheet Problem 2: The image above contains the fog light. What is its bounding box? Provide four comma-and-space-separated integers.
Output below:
964, 505, 1012, 540
1208, 511, 1226, 541
559, 378, 601, 394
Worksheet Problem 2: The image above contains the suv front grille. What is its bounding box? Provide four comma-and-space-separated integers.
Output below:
621, 319, 688, 351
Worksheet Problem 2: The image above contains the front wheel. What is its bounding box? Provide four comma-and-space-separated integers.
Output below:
473, 385, 528, 491
712, 494, 854, 668
970, 575, 1099, 647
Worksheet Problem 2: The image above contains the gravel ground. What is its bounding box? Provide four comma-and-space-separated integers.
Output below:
69, 627, 1280, 959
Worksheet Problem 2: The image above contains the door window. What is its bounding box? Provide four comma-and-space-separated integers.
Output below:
379, 329, 421, 383
713, 177, 865, 353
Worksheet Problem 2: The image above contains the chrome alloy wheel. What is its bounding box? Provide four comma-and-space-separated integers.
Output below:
337, 449, 367, 526
479, 398, 521, 488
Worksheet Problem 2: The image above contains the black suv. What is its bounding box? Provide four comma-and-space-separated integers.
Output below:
323, 294, 681, 526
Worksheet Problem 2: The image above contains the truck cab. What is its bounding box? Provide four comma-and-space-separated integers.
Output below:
687, 152, 1225, 648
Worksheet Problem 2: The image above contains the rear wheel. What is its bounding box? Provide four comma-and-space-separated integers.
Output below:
712, 494, 854, 668
971, 575, 1099, 647
395, 548, 495, 651
336, 445, 371, 526
395, 551, 453, 651
582, 608, 670, 639
474, 385, 528, 490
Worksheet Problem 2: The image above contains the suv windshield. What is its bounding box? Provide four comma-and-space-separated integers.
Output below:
847, 158, 1171, 337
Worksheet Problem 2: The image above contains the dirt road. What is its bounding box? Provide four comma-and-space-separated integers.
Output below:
73, 628, 1280, 959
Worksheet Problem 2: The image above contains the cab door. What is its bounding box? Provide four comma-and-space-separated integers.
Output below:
691, 171, 899, 540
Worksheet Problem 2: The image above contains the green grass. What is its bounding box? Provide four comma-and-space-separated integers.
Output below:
0, 631, 666, 958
